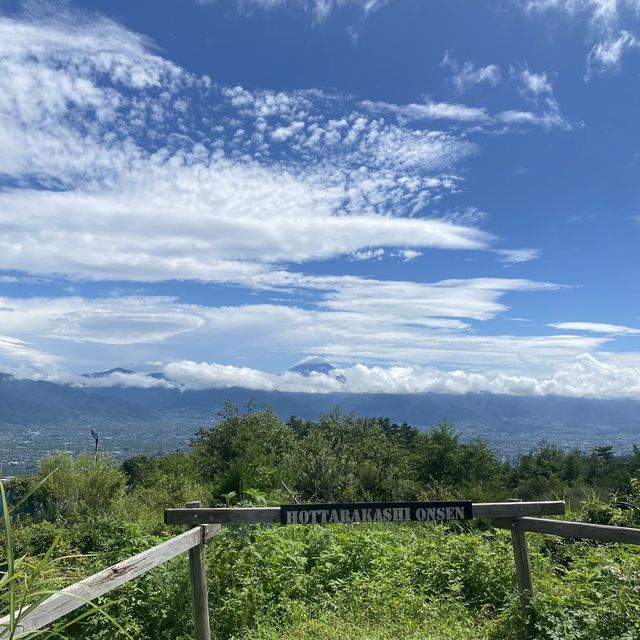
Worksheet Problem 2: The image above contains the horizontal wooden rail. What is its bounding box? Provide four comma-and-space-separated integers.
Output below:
494, 516, 640, 545
0, 524, 220, 638
164, 501, 566, 525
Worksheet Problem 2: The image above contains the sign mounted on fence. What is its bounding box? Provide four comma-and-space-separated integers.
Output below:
280, 501, 473, 525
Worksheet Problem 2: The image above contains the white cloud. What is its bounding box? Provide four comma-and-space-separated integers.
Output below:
0, 277, 572, 376
525, 0, 640, 26
587, 30, 639, 75
158, 352, 640, 399
0, 183, 489, 282
46, 299, 206, 345
348, 248, 385, 261
494, 248, 542, 264
315, 276, 559, 322
440, 207, 489, 226
359, 98, 491, 123
0, 10, 202, 187
0, 13, 497, 283
12, 349, 635, 399
198, 0, 391, 24
72, 370, 175, 389
361, 97, 571, 131
496, 108, 571, 129
550, 321, 640, 334
0, 296, 208, 346
441, 53, 502, 93
525, 0, 640, 75
392, 249, 422, 262
0, 334, 61, 378
517, 68, 554, 97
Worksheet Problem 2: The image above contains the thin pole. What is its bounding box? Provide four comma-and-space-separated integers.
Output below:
185, 501, 211, 640
90, 429, 99, 462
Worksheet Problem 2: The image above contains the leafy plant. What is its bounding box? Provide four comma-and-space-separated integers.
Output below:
0, 478, 131, 639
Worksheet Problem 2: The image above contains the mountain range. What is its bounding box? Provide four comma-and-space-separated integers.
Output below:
1, 368, 639, 433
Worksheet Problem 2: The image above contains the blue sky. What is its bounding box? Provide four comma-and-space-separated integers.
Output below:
0, 0, 639, 397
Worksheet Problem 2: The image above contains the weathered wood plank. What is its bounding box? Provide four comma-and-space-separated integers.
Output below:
473, 501, 565, 519
164, 501, 566, 525
511, 526, 533, 617
503, 500, 533, 619
166, 507, 279, 524
494, 517, 640, 545
0, 524, 219, 637
186, 501, 211, 640
203, 523, 222, 540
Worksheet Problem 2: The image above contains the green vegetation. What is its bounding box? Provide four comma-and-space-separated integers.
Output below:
3, 403, 640, 639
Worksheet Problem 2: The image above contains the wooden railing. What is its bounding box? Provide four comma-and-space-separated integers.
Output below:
3, 498, 640, 637
492, 508, 640, 615
0, 501, 219, 640
163, 500, 567, 525
166, 499, 640, 619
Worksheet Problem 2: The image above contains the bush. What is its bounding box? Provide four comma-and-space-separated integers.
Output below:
32, 452, 126, 520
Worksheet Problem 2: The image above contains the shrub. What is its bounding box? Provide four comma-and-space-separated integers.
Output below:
32, 452, 126, 520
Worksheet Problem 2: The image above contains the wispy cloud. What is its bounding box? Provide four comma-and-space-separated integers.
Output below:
358, 98, 490, 123
196, 0, 391, 24
348, 248, 385, 261
516, 67, 554, 98
0, 11, 496, 285
494, 248, 542, 264
441, 52, 502, 93
361, 95, 572, 131
0, 277, 569, 374
525, 0, 640, 76
0, 334, 60, 373
587, 30, 639, 75
392, 249, 422, 262
550, 321, 640, 334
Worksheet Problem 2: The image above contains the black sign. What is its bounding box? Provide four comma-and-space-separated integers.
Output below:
281, 501, 473, 525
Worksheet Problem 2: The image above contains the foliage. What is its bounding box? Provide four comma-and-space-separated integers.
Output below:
0, 478, 131, 639
30, 452, 126, 521
292, 410, 417, 502
5, 404, 640, 639
191, 402, 294, 497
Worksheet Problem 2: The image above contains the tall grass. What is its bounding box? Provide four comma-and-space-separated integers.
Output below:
0, 478, 131, 639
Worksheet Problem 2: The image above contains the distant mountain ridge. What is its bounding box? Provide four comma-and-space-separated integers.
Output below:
287, 357, 346, 382
287, 357, 337, 377
0, 374, 154, 425
82, 367, 135, 379
2, 370, 640, 435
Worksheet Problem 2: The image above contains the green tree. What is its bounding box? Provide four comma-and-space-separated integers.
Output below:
413, 420, 464, 489
292, 409, 418, 502
191, 402, 294, 496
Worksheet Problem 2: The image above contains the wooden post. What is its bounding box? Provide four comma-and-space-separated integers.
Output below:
506, 498, 533, 619
185, 501, 211, 640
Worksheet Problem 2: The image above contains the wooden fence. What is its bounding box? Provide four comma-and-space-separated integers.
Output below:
3, 498, 640, 638
164, 499, 640, 619
0, 501, 219, 640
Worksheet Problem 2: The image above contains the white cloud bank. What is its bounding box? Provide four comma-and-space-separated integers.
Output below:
57, 353, 640, 400
0, 284, 612, 397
